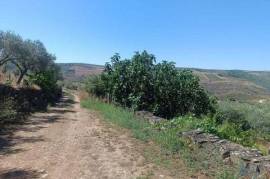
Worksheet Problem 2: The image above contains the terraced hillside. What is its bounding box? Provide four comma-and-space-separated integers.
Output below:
193, 69, 270, 101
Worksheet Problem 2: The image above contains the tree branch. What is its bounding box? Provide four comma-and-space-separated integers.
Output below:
0, 54, 11, 66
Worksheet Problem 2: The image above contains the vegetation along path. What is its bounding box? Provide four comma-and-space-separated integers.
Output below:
0, 95, 184, 179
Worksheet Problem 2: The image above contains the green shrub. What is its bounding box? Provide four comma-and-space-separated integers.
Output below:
29, 69, 62, 103
217, 123, 255, 146
217, 100, 270, 142
0, 96, 17, 123
217, 122, 238, 139
85, 51, 215, 118
64, 81, 78, 90
84, 75, 106, 98
216, 170, 239, 179
153, 62, 216, 118
198, 117, 218, 134
215, 108, 251, 130
156, 115, 256, 147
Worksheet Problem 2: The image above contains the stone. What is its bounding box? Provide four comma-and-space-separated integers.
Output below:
222, 150, 231, 159
135, 111, 165, 124
223, 157, 233, 165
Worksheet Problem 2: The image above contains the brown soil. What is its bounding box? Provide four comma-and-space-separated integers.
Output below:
0, 95, 189, 179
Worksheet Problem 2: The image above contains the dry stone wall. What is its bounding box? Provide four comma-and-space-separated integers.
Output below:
182, 130, 270, 178
136, 111, 270, 178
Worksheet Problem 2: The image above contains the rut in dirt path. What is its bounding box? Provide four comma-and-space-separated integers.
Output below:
0, 95, 184, 179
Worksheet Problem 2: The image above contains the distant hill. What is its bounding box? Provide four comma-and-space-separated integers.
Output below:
58, 63, 104, 81
58, 63, 270, 102
191, 69, 270, 101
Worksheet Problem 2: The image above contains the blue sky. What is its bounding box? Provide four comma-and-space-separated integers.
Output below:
0, 0, 270, 70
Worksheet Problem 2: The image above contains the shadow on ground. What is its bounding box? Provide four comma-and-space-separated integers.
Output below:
0, 96, 76, 156
55, 97, 77, 108
0, 168, 44, 179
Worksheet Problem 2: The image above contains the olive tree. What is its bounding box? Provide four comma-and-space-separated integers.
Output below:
14, 40, 55, 84
0, 31, 24, 66
0, 31, 58, 85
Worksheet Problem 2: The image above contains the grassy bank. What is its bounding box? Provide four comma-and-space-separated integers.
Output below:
81, 97, 238, 178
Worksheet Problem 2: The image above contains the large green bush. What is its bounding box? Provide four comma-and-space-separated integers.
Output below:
153, 62, 216, 118
86, 51, 215, 118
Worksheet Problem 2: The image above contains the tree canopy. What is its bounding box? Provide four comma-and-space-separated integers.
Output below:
0, 31, 59, 85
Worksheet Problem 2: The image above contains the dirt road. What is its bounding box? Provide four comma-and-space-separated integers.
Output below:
0, 95, 184, 179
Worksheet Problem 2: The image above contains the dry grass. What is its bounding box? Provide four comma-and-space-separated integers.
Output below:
0, 70, 17, 86
78, 90, 89, 101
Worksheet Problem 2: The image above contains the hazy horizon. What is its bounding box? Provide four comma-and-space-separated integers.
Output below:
1, 0, 270, 71
57, 61, 270, 72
